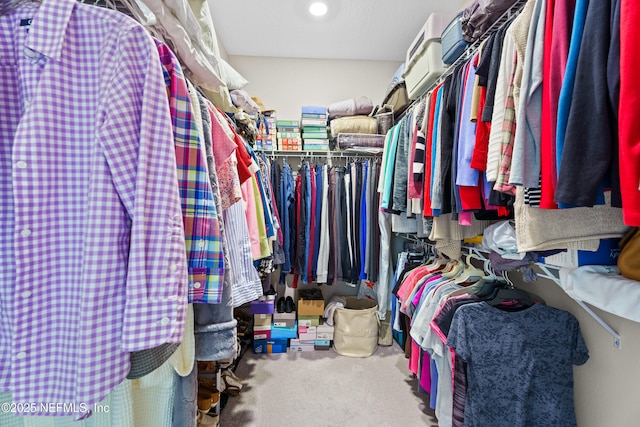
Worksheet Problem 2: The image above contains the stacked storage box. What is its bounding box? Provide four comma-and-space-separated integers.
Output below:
402, 13, 450, 100
255, 111, 277, 151
251, 299, 286, 354
301, 106, 329, 151
276, 120, 302, 151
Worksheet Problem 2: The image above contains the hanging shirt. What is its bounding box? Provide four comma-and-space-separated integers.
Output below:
0, 0, 188, 416
156, 40, 224, 304
448, 303, 589, 427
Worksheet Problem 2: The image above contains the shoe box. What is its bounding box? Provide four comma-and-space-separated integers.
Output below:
253, 324, 271, 340
273, 311, 296, 328
250, 299, 275, 315
297, 289, 325, 316
253, 338, 288, 354
289, 339, 315, 352
254, 314, 272, 327
271, 321, 298, 340
298, 325, 317, 341
298, 315, 321, 327
314, 339, 331, 351
316, 322, 334, 341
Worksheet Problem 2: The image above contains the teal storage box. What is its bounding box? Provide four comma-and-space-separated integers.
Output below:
271, 321, 298, 340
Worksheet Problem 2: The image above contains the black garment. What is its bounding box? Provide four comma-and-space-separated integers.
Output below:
475, 32, 497, 87
337, 167, 351, 282
555, 0, 621, 207
440, 67, 464, 215
391, 262, 423, 296
271, 160, 281, 216
295, 163, 308, 276
481, 27, 507, 122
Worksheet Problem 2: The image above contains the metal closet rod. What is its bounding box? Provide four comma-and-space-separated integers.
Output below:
394, 233, 622, 349
256, 150, 382, 158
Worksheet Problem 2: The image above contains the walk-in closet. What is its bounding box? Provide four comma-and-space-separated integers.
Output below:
0, 0, 638, 426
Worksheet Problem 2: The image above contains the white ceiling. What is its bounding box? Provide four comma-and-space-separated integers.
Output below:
208, 0, 469, 62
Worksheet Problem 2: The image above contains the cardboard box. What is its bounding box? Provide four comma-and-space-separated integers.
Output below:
253, 338, 288, 354
253, 314, 273, 327
273, 311, 296, 328
272, 321, 298, 340
542, 238, 621, 268
298, 315, 321, 327
315, 344, 331, 351
250, 300, 274, 315
298, 289, 324, 316
298, 325, 317, 341
316, 323, 334, 341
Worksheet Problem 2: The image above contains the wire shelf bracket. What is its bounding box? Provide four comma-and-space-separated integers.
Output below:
395, 235, 623, 349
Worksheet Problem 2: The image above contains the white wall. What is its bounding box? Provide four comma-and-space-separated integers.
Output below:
228, 55, 401, 120
515, 271, 640, 427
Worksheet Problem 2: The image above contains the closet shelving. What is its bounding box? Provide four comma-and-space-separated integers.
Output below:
395, 232, 622, 349
396, 0, 529, 123
255, 149, 382, 160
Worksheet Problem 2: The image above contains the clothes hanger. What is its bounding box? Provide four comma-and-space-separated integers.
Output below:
1, 0, 40, 16
453, 254, 486, 284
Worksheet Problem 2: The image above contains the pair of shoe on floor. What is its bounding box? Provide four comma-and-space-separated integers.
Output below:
197, 377, 220, 412
276, 296, 295, 313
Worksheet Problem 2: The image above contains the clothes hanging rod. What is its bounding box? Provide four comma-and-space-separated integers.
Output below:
255, 149, 382, 158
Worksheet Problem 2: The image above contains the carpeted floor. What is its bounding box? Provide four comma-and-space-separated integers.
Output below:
219, 343, 438, 427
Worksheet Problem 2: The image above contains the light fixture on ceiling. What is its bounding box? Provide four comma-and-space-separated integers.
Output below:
309, 2, 328, 17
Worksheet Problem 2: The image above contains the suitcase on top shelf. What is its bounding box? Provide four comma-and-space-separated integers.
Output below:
441, 12, 469, 65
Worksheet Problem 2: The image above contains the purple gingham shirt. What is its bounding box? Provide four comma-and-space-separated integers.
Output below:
0, 0, 188, 416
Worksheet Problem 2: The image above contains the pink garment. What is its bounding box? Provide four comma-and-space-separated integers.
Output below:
241, 177, 261, 259
410, 340, 421, 375
206, 101, 237, 165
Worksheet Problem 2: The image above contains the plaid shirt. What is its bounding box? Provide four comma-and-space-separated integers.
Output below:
156, 41, 225, 304
0, 0, 188, 416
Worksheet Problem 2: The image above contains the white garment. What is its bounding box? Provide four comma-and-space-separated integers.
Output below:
170, 304, 195, 376
138, 0, 247, 112
224, 200, 263, 306
317, 165, 331, 283
510, 0, 547, 187
514, 188, 627, 252
323, 296, 347, 326
486, 26, 517, 181
391, 212, 418, 233
559, 266, 640, 323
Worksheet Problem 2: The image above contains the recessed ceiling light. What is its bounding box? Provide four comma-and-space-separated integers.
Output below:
309, 2, 328, 17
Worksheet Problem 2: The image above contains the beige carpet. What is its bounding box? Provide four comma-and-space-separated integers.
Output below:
220, 344, 438, 427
